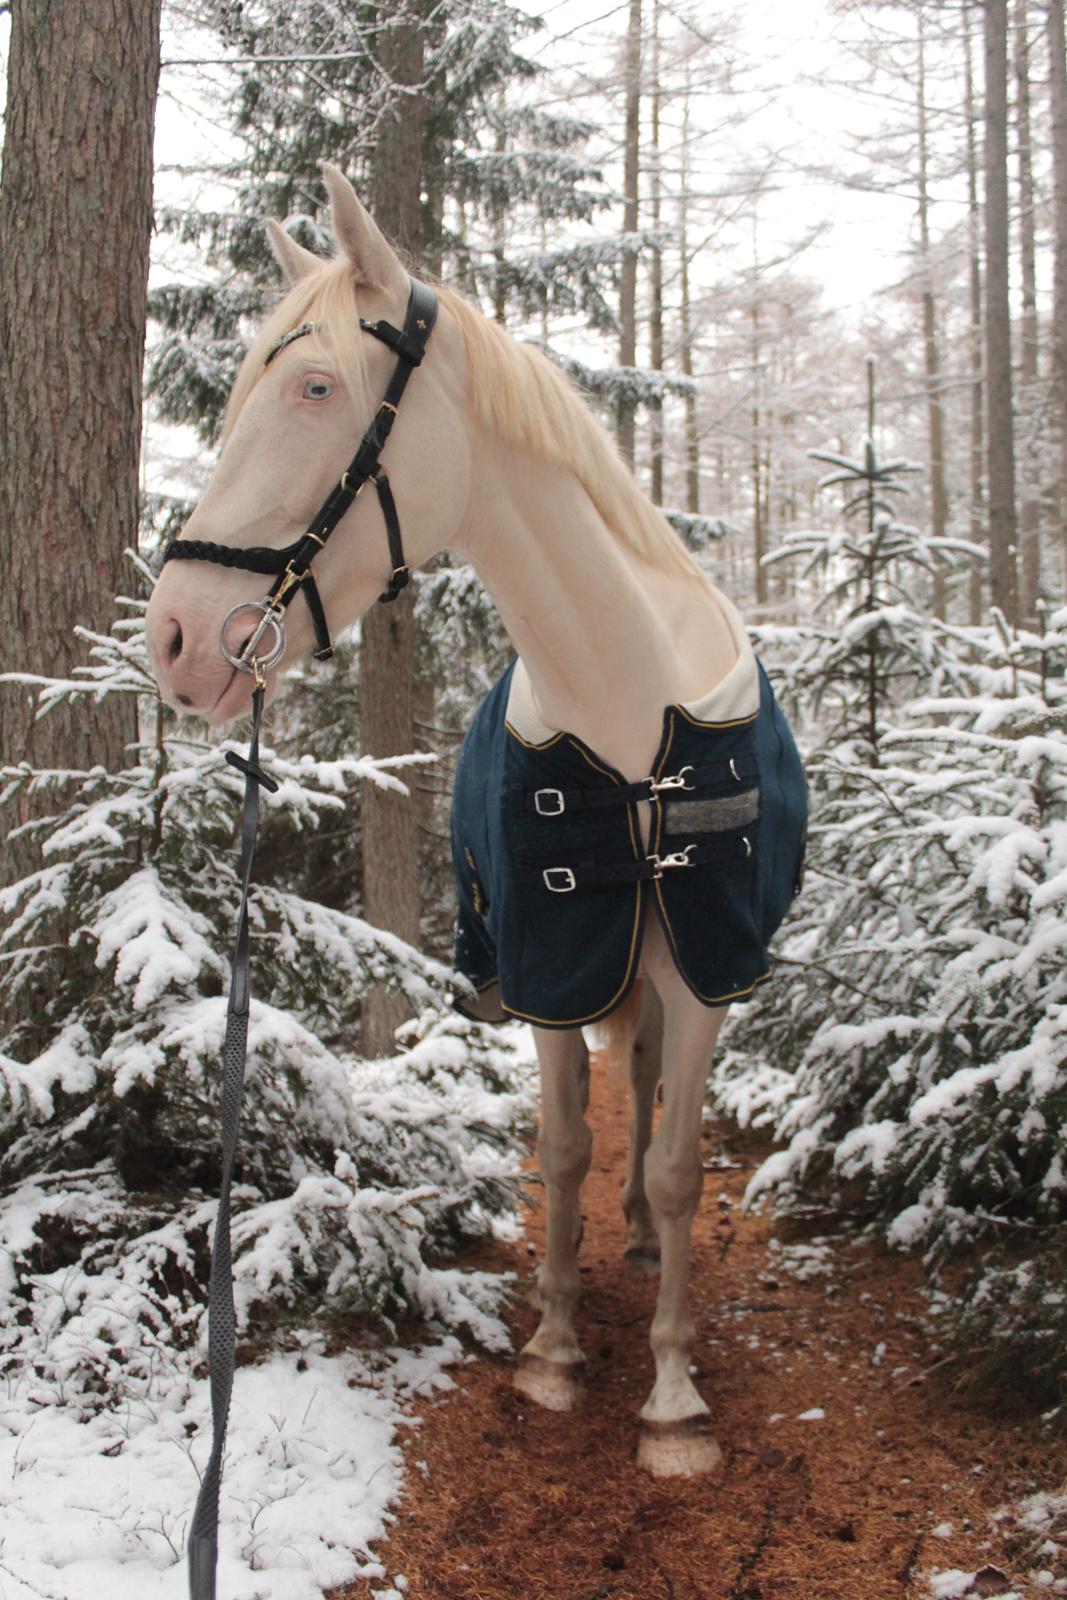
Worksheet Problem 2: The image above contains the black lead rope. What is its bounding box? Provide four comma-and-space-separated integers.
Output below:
170, 279, 438, 1600
188, 683, 278, 1600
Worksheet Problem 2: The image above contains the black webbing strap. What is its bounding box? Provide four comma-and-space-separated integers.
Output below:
521, 830, 754, 892
519, 752, 760, 816
187, 685, 278, 1600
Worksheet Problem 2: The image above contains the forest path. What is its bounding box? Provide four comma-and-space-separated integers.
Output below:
334, 1055, 1066, 1600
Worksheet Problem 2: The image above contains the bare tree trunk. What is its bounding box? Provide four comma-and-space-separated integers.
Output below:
917, 7, 950, 619
1048, 0, 1067, 599
617, 0, 641, 466
491, 109, 508, 326
361, 5, 426, 1057
0, 0, 160, 890
678, 73, 700, 515
750, 217, 767, 607
648, 0, 665, 505
965, 1, 987, 625
984, 0, 1019, 621
1016, 0, 1042, 621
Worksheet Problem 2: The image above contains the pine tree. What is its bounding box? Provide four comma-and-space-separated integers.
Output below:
711, 390, 1067, 1399
0, 564, 534, 1413
146, 0, 619, 449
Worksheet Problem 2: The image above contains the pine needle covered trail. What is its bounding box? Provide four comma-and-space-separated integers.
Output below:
336, 1056, 1067, 1600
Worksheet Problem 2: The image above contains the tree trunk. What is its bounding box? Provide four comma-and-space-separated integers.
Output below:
1048, 0, 1067, 600
916, 7, 950, 620
617, 0, 641, 466
678, 73, 700, 515
750, 217, 767, 607
0, 0, 160, 889
648, 0, 664, 505
984, 0, 1018, 622
965, 1, 986, 625
1016, 0, 1041, 622
361, 4, 427, 1057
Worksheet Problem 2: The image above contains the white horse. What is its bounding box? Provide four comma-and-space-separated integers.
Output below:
146, 165, 803, 1479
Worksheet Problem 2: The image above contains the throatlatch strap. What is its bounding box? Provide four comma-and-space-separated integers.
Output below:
187, 685, 276, 1600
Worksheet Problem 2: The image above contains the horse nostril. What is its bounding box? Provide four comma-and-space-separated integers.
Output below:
168, 621, 184, 662
177, 694, 193, 707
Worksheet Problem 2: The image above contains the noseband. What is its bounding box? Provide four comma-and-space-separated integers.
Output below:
160, 276, 439, 672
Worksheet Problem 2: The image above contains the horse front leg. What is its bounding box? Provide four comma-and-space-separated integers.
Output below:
515, 1024, 592, 1413
637, 987, 730, 1478
622, 980, 665, 1275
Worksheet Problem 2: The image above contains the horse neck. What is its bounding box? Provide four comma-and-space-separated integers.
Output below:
461, 439, 697, 778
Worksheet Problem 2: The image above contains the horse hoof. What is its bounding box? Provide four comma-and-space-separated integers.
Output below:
514, 1353, 584, 1413
624, 1244, 661, 1278
637, 1414, 724, 1479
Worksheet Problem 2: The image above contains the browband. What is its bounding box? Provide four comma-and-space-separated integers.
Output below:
160, 277, 439, 662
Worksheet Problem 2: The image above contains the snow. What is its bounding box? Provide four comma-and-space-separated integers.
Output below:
928, 1575, 977, 1599
796, 1406, 825, 1420
0, 1338, 462, 1600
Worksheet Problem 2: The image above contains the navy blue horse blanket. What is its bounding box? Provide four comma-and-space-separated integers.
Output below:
450, 607, 807, 1030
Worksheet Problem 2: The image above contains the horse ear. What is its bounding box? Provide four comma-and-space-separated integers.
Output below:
322, 163, 406, 292
265, 219, 321, 286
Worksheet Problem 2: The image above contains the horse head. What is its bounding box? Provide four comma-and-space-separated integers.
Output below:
145, 166, 472, 723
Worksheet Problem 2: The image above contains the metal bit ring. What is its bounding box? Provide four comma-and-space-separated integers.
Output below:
220, 599, 287, 673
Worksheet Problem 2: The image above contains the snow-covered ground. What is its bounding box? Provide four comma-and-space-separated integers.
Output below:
0, 1333, 467, 1600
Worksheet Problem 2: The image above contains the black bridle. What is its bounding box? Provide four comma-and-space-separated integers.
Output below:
160, 275, 439, 670
168, 276, 438, 1600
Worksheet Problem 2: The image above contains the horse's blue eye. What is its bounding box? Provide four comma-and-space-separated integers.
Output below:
303, 377, 333, 401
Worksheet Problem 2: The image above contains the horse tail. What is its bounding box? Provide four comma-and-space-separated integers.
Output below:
595, 980, 644, 1083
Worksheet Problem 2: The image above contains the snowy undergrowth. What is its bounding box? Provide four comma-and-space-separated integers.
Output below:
713, 439, 1067, 1400
0, 1335, 463, 1600
922, 1488, 1067, 1597
716, 608, 1067, 1396
0, 579, 539, 1592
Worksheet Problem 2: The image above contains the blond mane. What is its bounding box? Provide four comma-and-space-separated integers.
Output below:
225, 263, 707, 586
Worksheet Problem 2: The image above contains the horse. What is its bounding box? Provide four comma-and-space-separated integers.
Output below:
145, 164, 807, 1480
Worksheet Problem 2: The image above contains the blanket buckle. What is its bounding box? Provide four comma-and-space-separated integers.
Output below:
543, 866, 577, 892
534, 787, 566, 816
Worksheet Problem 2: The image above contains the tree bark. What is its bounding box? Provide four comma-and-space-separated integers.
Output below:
361, 2, 427, 1057
983, 0, 1018, 622
678, 73, 700, 515
646, 0, 662, 502
0, 0, 160, 888
1015, 0, 1041, 622
916, 7, 950, 619
617, 0, 641, 466
965, 1, 986, 625
750, 218, 767, 607
1048, 0, 1067, 600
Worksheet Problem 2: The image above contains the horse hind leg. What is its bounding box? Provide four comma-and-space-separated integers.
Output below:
637, 970, 730, 1479
621, 980, 664, 1276
515, 1024, 592, 1413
